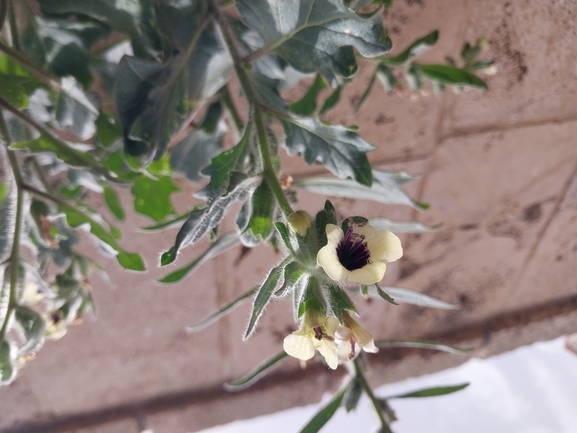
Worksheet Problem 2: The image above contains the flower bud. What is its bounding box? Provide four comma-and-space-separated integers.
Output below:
288, 210, 312, 237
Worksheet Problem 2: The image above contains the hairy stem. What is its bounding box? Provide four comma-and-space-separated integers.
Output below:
0, 111, 23, 340
209, 0, 293, 218
353, 358, 393, 433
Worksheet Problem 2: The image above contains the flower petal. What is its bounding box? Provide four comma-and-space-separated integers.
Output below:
316, 339, 338, 369
367, 230, 403, 264
317, 225, 348, 281
283, 333, 315, 361
347, 261, 387, 285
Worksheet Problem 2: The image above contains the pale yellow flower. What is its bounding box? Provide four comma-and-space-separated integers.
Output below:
283, 310, 339, 369
335, 312, 378, 362
317, 222, 402, 285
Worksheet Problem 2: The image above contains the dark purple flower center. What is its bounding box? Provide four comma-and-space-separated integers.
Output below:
336, 227, 370, 271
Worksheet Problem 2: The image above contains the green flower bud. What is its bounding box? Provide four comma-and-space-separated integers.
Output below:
288, 210, 312, 237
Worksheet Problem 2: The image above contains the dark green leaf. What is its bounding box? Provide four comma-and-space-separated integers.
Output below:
14, 306, 46, 354
59, 204, 146, 271
244, 263, 285, 338
275, 261, 305, 297
297, 276, 326, 318
375, 339, 473, 354
103, 186, 125, 221
187, 287, 256, 332
54, 77, 100, 140
0, 340, 16, 384
281, 117, 374, 186
170, 130, 223, 183
22, 15, 109, 87
37, 0, 162, 59
225, 351, 288, 391
196, 123, 251, 201
344, 379, 362, 412
250, 71, 288, 112
95, 112, 122, 148
387, 383, 469, 399
405, 65, 423, 90
386, 31, 438, 66
199, 101, 224, 135
414, 64, 488, 89
299, 387, 346, 433
0, 267, 9, 327
131, 172, 180, 222
314, 200, 338, 249
239, 0, 392, 86
115, 4, 231, 164
171, 174, 259, 256
354, 67, 378, 113
290, 74, 327, 116
159, 232, 239, 281
294, 169, 424, 209
319, 85, 342, 116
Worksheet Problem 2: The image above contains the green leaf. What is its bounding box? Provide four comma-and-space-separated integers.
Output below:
375, 339, 474, 354
414, 64, 488, 89
353, 67, 378, 113
405, 65, 423, 90
196, 123, 251, 202
159, 232, 239, 281
319, 85, 342, 116
187, 287, 256, 332
281, 117, 374, 186
274, 221, 297, 256
170, 130, 223, 183
22, 15, 109, 87
95, 112, 122, 148
238, 0, 392, 86
0, 268, 9, 328
387, 383, 470, 399
103, 186, 125, 221
114, 4, 232, 164
297, 276, 326, 318
170, 174, 259, 257
294, 169, 424, 209
369, 218, 441, 233
326, 285, 357, 321
344, 379, 362, 412
314, 200, 338, 249
225, 351, 288, 391
54, 77, 100, 140
290, 74, 327, 116
376, 64, 398, 92
299, 387, 346, 433
0, 74, 40, 109
244, 263, 285, 339
242, 180, 275, 241
372, 286, 459, 309
14, 306, 46, 354
37, 0, 162, 59
140, 212, 190, 232
275, 261, 305, 297
0, 340, 16, 384
374, 283, 398, 305
59, 204, 146, 271
385, 31, 439, 66
10, 133, 113, 177
131, 173, 180, 223
250, 71, 289, 112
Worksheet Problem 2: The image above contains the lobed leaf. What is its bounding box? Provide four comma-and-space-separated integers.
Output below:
290, 74, 327, 116
385, 31, 439, 66
239, 0, 392, 86
131, 173, 180, 223
282, 117, 374, 186
224, 351, 288, 391
294, 169, 424, 209
414, 64, 488, 89
170, 130, 223, 183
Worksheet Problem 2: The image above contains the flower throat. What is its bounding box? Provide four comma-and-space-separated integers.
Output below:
336, 226, 371, 271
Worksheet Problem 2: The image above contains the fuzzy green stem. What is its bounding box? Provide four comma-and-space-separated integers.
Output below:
353, 358, 393, 433
209, 0, 293, 218
0, 111, 23, 340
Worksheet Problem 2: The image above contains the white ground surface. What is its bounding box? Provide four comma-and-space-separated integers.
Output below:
195, 337, 577, 433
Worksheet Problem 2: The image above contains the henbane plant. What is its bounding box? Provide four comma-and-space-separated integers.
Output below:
0, 0, 493, 430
